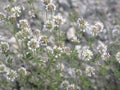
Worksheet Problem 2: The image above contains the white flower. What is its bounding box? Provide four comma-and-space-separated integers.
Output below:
11, 6, 21, 17
53, 14, 65, 25
101, 52, 110, 60
89, 21, 103, 36
66, 84, 75, 90
5, 70, 18, 81
0, 12, 5, 21
0, 64, 7, 73
15, 28, 32, 41
75, 45, 93, 61
116, 52, 120, 63
21, 27, 32, 39
85, 65, 95, 77
46, 46, 53, 53
52, 45, 63, 59
77, 18, 89, 32
53, 45, 63, 53
95, 21, 104, 32
8, 15, 16, 24
39, 36, 48, 46
46, 3, 56, 12
97, 41, 107, 53
75, 69, 82, 76
44, 20, 54, 31
33, 29, 41, 38
89, 25, 99, 36
27, 38, 40, 51
41, 0, 52, 5
82, 49, 93, 61
15, 31, 24, 41
0, 41, 9, 52
18, 19, 29, 29
18, 67, 27, 76
63, 46, 71, 55
75, 45, 82, 51
4, 5, 11, 12
60, 80, 69, 88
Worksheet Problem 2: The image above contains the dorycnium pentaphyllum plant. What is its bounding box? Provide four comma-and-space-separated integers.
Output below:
0, 0, 120, 90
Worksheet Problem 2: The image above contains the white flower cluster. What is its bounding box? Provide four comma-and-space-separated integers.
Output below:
97, 41, 110, 60
41, 0, 56, 12
46, 3, 56, 12
41, 0, 52, 5
4, 5, 25, 18
27, 35, 48, 52
0, 64, 7, 73
38, 36, 48, 46
53, 45, 63, 59
11, 6, 22, 17
66, 84, 75, 90
0, 63, 18, 81
60, 80, 80, 90
63, 46, 71, 55
15, 27, 32, 41
60, 80, 69, 88
0, 12, 5, 21
77, 18, 89, 32
75, 45, 93, 61
89, 22, 104, 36
18, 67, 27, 76
6, 70, 18, 81
97, 41, 107, 53
77, 18, 104, 36
0, 62, 28, 81
82, 49, 93, 61
27, 38, 40, 52
14, 18, 50, 52
85, 65, 95, 77
53, 14, 65, 25
43, 14, 65, 31
0, 41, 9, 53
44, 20, 55, 32
46, 44, 71, 60
18, 19, 30, 29
75, 69, 82, 77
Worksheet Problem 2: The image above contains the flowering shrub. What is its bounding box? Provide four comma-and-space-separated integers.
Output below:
0, 0, 120, 90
